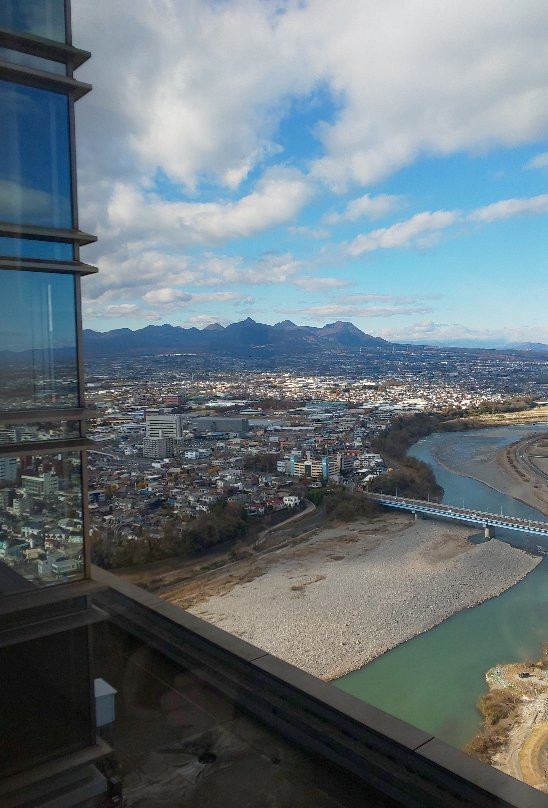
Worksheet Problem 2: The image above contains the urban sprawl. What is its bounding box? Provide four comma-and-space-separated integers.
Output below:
1, 343, 546, 583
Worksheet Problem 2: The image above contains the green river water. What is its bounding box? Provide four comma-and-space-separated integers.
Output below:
335, 424, 548, 749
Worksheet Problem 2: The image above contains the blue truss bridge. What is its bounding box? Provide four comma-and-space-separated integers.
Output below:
365, 493, 548, 539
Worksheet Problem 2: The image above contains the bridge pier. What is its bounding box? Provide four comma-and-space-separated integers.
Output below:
484, 524, 495, 539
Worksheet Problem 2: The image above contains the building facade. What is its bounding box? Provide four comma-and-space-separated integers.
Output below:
191, 416, 249, 434
0, 3, 109, 804
145, 412, 184, 439
142, 435, 175, 459
290, 452, 341, 480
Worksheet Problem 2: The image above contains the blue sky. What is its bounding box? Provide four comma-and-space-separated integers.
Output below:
73, 1, 548, 346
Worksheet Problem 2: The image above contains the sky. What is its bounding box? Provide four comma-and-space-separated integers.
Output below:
72, 1, 548, 347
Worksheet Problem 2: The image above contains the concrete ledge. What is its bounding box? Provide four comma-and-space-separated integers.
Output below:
91, 565, 546, 808
417, 738, 548, 808
252, 653, 432, 751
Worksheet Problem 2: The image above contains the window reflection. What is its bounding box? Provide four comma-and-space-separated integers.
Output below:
0, 237, 73, 260
0, 270, 78, 410
0, 80, 72, 228
0, 47, 66, 75
0, 629, 91, 777
0, 421, 80, 443
0, 451, 84, 594
0, 1, 66, 43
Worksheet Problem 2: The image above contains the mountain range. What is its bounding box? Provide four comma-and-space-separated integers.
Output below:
83, 318, 390, 357
81, 319, 548, 357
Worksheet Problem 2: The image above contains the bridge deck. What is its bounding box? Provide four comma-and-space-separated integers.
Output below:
365, 493, 548, 537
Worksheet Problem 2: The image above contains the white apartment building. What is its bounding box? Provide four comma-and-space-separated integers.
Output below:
21, 471, 59, 497
145, 414, 185, 439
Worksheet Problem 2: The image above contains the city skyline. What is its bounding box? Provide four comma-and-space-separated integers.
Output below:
73, 1, 548, 345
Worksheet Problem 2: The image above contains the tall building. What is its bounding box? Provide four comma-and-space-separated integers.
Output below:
0, 3, 109, 805
142, 435, 175, 459
145, 413, 184, 439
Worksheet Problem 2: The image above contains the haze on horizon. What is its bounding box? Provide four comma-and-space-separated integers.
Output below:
72, 1, 548, 348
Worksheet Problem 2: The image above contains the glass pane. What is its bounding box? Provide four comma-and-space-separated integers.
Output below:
93, 621, 382, 808
0, 270, 78, 410
0, 450, 84, 595
0, 629, 91, 777
0, 237, 73, 260
0, 80, 72, 228
0, 46, 66, 75
0, 421, 80, 443
0, 1, 66, 43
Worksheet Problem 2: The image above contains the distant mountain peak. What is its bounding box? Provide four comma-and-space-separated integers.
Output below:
322, 320, 363, 333
274, 320, 297, 328
203, 323, 225, 331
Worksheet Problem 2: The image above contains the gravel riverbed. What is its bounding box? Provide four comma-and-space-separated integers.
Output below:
181, 515, 541, 680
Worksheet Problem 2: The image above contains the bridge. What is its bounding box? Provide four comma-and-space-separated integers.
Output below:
365, 493, 548, 539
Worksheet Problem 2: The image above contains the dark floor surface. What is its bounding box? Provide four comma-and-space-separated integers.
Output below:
93, 622, 398, 808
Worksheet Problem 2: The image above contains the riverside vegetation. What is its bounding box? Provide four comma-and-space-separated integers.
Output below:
464, 653, 548, 791
367, 396, 540, 501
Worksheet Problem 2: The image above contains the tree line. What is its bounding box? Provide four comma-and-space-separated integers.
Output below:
91, 499, 250, 570
368, 396, 536, 501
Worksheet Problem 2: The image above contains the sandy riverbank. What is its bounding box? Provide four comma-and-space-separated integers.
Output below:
495, 436, 548, 516
431, 428, 548, 516
160, 514, 541, 681
467, 661, 548, 793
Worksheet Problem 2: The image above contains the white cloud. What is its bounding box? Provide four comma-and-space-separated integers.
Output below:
285, 303, 431, 320
308, 2, 548, 189
74, 1, 316, 192
294, 277, 351, 291
191, 291, 242, 303
70, 1, 548, 343
82, 248, 195, 302
184, 314, 230, 329
82, 245, 304, 303
195, 252, 303, 286
325, 194, 402, 223
378, 320, 548, 345
0, 180, 66, 221
105, 167, 312, 247
348, 210, 458, 256
102, 304, 139, 317
468, 193, 548, 222
143, 288, 192, 305
74, 1, 548, 195
84, 303, 161, 320
289, 225, 331, 239
525, 152, 548, 170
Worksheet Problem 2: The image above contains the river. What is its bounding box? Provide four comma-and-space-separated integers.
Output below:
334, 423, 548, 749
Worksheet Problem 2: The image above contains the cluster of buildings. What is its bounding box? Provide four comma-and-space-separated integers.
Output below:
86, 398, 391, 543
0, 429, 84, 583
82, 347, 548, 547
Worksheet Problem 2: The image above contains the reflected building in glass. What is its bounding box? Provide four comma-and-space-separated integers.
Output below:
0, 3, 110, 805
